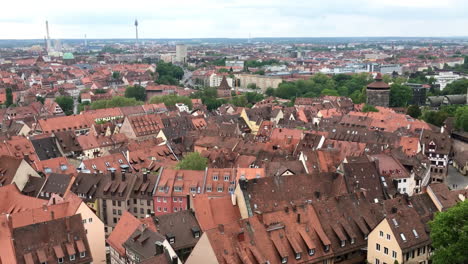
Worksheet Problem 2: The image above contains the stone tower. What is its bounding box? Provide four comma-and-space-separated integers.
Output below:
217, 76, 232, 98
366, 73, 390, 107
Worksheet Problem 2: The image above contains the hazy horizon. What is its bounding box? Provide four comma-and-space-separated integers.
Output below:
2, 0, 468, 39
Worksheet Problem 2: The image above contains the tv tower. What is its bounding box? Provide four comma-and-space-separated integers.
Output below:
134, 19, 139, 45
45, 20, 51, 52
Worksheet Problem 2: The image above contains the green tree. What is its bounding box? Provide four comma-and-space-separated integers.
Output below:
55, 96, 74, 115
203, 97, 226, 111
218, 68, 229, 73
454, 106, 468, 132
442, 79, 468, 95
36, 96, 45, 104
156, 61, 184, 84
90, 96, 143, 110
245, 92, 264, 104
321, 89, 339, 96
407, 105, 422, 118
247, 83, 258, 89
390, 83, 412, 107
112, 71, 120, 79
422, 110, 450, 127
176, 152, 208, 170
429, 200, 468, 264
265, 87, 275, 97
230, 95, 248, 107
125, 85, 146, 101
5, 87, 13, 106
362, 104, 379, 112
149, 94, 193, 108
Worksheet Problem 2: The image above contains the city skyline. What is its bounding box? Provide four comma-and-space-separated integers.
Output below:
1, 0, 468, 39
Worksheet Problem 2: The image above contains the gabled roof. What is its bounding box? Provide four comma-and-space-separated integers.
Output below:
217, 76, 231, 90
192, 194, 241, 231
107, 212, 143, 256
153, 210, 201, 250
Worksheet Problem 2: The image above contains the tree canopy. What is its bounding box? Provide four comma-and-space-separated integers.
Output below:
149, 94, 193, 109
429, 200, 468, 264
55, 96, 74, 115
442, 79, 468, 95
362, 104, 379, 112
5, 87, 13, 107
176, 152, 208, 170
156, 61, 184, 85
90, 96, 143, 110
390, 83, 412, 107
454, 106, 468, 132
406, 105, 422, 118
245, 59, 280, 68
271, 73, 372, 102
125, 85, 146, 101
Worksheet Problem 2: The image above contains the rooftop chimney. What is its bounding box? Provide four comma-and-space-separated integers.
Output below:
237, 231, 245, 242
297, 213, 301, 224
154, 241, 164, 255
218, 224, 225, 234
122, 172, 126, 182
111, 170, 116, 181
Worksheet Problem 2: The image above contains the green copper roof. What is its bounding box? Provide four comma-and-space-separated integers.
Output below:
63, 52, 74, 60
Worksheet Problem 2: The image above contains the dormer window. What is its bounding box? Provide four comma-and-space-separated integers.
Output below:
295, 253, 301, 260
80, 251, 86, 258
281, 257, 288, 263
58, 257, 64, 263
341, 240, 346, 247
191, 227, 201, 238
70, 254, 75, 261
324, 245, 330, 252
308, 248, 315, 256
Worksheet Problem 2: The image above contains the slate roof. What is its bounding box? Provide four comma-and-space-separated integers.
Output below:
31, 136, 62, 160
153, 210, 201, 251
12, 214, 92, 264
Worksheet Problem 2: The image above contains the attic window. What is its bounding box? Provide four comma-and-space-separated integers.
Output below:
340, 240, 346, 247
295, 252, 301, 260
308, 248, 315, 256
281, 257, 288, 264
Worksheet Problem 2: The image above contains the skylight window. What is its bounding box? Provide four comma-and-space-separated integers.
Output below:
400, 233, 406, 242
412, 229, 419, 238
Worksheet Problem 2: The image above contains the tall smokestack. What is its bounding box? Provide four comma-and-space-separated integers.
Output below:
134, 19, 139, 45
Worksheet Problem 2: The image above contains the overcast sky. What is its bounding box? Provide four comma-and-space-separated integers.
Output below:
1, 0, 468, 39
